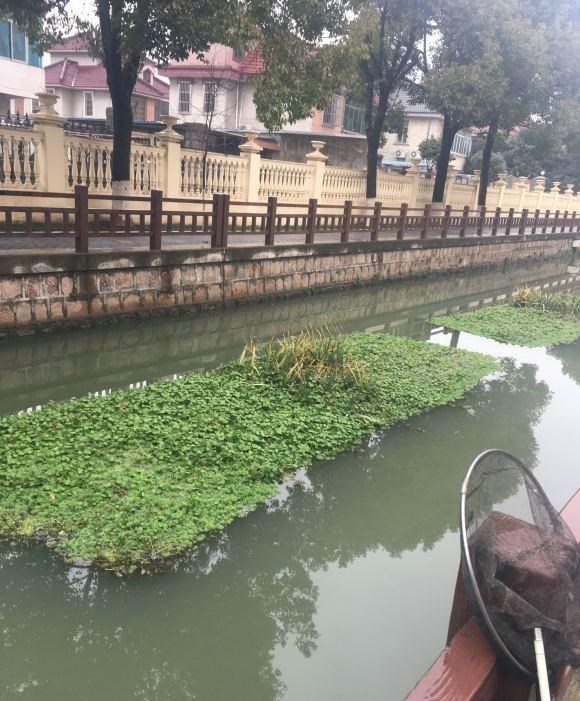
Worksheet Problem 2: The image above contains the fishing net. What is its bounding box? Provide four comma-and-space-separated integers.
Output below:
460, 450, 580, 678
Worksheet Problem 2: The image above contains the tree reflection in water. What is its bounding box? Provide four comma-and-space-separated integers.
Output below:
0, 360, 550, 701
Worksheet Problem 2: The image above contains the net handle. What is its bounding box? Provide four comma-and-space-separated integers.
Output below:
460, 448, 537, 679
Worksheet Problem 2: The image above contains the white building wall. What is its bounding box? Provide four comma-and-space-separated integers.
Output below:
0, 56, 44, 101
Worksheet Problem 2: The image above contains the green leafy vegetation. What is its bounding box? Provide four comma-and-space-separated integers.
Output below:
435, 290, 580, 347
0, 332, 495, 574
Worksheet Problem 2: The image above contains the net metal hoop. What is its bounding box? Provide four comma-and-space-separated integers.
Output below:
459, 448, 554, 680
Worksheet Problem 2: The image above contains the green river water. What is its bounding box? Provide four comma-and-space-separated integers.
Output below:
0, 255, 578, 700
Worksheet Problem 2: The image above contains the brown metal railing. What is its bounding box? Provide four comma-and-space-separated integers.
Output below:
1, 186, 579, 254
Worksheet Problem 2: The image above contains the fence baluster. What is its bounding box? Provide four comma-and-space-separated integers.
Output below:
531, 209, 540, 235
477, 206, 487, 237
341, 200, 353, 243
518, 208, 528, 236
420, 203, 431, 239
542, 210, 550, 234
441, 204, 452, 238
505, 208, 515, 235
397, 203, 408, 240
459, 205, 469, 238
74, 184, 89, 253
149, 189, 163, 251
491, 207, 501, 236
371, 201, 382, 241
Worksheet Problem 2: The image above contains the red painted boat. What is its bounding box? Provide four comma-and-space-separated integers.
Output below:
404, 489, 580, 701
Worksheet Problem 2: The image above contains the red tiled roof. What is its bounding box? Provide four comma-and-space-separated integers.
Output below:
239, 47, 264, 74
45, 59, 169, 100
49, 36, 88, 52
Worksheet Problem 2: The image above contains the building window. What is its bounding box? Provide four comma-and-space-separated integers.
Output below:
395, 119, 409, 145
323, 95, 339, 127
27, 45, 42, 67
451, 132, 472, 157
155, 100, 169, 120
342, 103, 365, 134
233, 46, 244, 61
31, 99, 40, 112
178, 82, 191, 113
143, 68, 152, 84
203, 82, 217, 114
0, 21, 11, 58
132, 97, 146, 121
11, 25, 26, 61
84, 91, 94, 117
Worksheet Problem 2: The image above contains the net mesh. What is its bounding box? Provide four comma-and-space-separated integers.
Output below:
461, 450, 580, 674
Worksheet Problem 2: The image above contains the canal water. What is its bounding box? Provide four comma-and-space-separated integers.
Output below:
0, 255, 579, 700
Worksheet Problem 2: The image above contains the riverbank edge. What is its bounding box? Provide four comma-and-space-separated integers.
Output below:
0, 332, 498, 572
0, 234, 577, 337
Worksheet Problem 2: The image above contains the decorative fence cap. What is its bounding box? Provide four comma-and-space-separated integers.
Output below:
239, 129, 262, 154
306, 140, 327, 162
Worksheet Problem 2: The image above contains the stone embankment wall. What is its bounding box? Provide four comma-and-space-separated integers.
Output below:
0, 234, 577, 333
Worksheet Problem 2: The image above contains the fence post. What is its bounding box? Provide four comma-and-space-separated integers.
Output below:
157, 117, 183, 198
239, 131, 263, 202
477, 206, 487, 237
74, 184, 89, 253
570, 211, 577, 233
530, 209, 540, 235
406, 158, 422, 209
397, 203, 408, 240
306, 141, 328, 200
266, 196, 278, 246
505, 208, 515, 235
491, 207, 501, 237
420, 203, 431, 239
471, 171, 481, 210
149, 189, 163, 251
33, 92, 67, 192
211, 193, 224, 247
341, 200, 353, 243
442, 164, 455, 206
518, 208, 528, 236
552, 210, 560, 234
440, 204, 452, 238
542, 210, 550, 234
371, 201, 382, 241
305, 197, 317, 244
459, 205, 469, 238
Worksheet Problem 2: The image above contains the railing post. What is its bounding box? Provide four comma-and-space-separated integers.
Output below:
491, 207, 501, 237
552, 210, 560, 234
305, 197, 317, 244
306, 141, 328, 200
211, 193, 224, 248
149, 189, 163, 251
441, 204, 452, 239
157, 116, 183, 198
221, 194, 230, 247
518, 208, 528, 236
531, 209, 540, 235
266, 196, 278, 246
477, 206, 486, 237
371, 201, 382, 241
459, 205, 469, 238
341, 200, 353, 243
420, 203, 431, 239
569, 211, 577, 233
33, 91, 67, 192
505, 207, 515, 235
239, 131, 263, 202
397, 203, 408, 240
74, 184, 89, 253
542, 209, 550, 234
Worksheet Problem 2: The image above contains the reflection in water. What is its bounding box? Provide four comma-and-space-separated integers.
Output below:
0, 255, 576, 415
550, 339, 580, 386
0, 354, 553, 701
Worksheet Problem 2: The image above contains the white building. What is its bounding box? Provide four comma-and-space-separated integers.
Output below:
0, 19, 45, 115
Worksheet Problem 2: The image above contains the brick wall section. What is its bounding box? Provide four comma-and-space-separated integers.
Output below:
0, 234, 577, 332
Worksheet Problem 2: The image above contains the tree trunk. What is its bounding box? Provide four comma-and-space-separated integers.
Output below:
365, 134, 380, 199
110, 82, 133, 193
432, 115, 459, 203
478, 118, 499, 207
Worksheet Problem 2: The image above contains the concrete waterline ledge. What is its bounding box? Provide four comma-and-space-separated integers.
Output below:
0, 234, 577, 334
